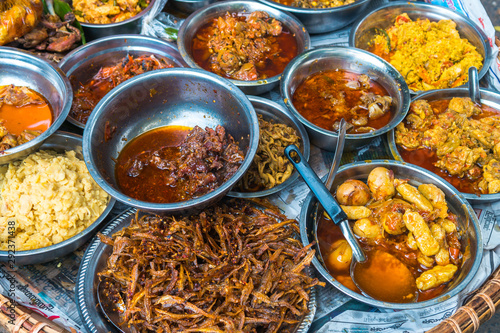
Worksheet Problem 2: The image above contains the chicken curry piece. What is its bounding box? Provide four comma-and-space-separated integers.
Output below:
192, 11, 298, 81
396, 97, 500, 195
0, 0, 43, 46
0, 85, 52, 152
370, 13, 483, 91
72, 0, 150, 24
292, 69, 393, 134
273, 0, 356, 9
318, 167, 465, 303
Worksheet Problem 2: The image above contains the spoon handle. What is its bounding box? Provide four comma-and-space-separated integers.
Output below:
468, 66, 481, 105
284, 145, 366, 263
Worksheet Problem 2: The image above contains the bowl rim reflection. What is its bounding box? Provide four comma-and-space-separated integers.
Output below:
299, 159, 483, 309
177, 0, 311, 89
83, 67, 259, 211
280, 45, 411, 140
347, 1, 494, 94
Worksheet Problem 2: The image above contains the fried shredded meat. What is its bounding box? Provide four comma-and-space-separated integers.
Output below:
98, 199, 324, 332
238, 115, 300, 192
273, 0, 356, 9
71, 54, 175, 125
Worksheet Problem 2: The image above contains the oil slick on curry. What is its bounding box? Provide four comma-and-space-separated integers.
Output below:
0, 85, 52, 153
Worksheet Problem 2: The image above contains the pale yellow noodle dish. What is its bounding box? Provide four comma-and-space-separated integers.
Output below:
0, 150, 110, 251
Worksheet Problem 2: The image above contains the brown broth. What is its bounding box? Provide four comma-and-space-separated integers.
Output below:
191, 13, 298, 80
292, 69, 393, 134
115, 126, 191, 203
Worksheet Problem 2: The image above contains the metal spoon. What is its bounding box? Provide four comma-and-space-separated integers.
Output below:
468, 66, 481, 105
284, 143, 366, 263
97, 277, 131, 333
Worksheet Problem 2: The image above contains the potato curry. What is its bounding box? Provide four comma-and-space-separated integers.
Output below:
292, 69, 393, 134
318, 167, 465, 303
0, 85, 52, 152
192, 11, 297, 81
370, 13, 483, 91
396, 97, 500, 195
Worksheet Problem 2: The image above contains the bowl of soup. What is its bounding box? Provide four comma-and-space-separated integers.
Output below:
0, 48, 72, 165
280, 46, 411, 151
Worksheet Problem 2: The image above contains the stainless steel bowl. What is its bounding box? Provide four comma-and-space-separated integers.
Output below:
171, 0, 218, 13
59, 34, 188, 129
79, 0, 157, 41
0, 48, 72, 165
177, 0, 311, 95
300, 160, 483, 309
0, 131, 115, 265
280, 46, 411, 152
76, 207, 317, 333
258, 0, 370, 34
348, 1, 493, 94
388, 88, 500, 203
227, 95, 310, 198
83, 68, 259, 215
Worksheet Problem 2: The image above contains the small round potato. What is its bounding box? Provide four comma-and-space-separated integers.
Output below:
367, 167, 395, 201
327, 240, 353, 271
336, 179, 371, 206
353, 218, 382, 238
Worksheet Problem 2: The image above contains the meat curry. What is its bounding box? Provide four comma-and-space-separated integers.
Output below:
396, 97, 500, 194
192, 11, 298, 81
319, 167, 465, 303
292, 69, 393, 134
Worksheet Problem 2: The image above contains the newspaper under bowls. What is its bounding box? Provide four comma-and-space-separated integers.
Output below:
300, 160, 483, 309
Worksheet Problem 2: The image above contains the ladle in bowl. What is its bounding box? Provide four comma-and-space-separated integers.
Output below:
98, 277, 131, 333
284, 145, 419, 303
468, 66, 481, 105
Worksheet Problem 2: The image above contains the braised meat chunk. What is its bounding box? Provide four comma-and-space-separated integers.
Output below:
116, 125, 245, 203
192, 11, 298, 81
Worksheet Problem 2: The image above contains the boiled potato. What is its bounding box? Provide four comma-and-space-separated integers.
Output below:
367, 167, 395, 201
353, 218, 382, 239
327, 240, 352, 271
336, 179, 371, 206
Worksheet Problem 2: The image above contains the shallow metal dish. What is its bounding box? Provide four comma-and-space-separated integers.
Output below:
76, 208, 316, 333
79, 0, 156, 41
388, 88, 500, 203
0, 48, 72, 165
177, 0, 311, 95
171, 0, 217, 13
83, 68, 259, 215
0, 131, 115, 265
258, 0, 370, 34
227, 95, 310, 198
348, 1, 493, 94
59, 34, 187, 129
280, 46, 411, 152
300, 160, 483, 309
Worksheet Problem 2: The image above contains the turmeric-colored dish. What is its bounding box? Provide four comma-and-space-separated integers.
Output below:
72, 0, 150, 24
318, 167, 465, 303
395, 97, 500, 195
370, 13, 483, 91
272, 0, 355, 9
